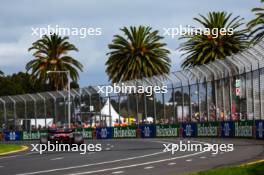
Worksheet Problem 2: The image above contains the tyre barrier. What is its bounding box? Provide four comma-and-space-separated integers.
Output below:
2, 120, 264, 141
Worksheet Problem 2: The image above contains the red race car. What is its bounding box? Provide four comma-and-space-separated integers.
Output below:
40, 127, 84, 145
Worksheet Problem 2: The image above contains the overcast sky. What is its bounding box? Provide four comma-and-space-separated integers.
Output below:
0, 0, 262, 87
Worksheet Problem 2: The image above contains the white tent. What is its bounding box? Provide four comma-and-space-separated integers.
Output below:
93, 98, 123, 126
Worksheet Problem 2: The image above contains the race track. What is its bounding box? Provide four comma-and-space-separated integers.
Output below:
0, 138, 263, 175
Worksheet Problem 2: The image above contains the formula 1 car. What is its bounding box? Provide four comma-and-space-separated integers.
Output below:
40, 127, 84, 145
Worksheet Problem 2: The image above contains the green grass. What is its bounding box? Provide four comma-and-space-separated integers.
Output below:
189, 162, 264, 175
0, 144, 23, 154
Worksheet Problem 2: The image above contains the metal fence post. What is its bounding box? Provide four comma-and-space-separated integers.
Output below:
0, 98, 7, 130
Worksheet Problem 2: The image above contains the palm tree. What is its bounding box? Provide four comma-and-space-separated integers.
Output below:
248, 0, 264, 44
179, 12, 248, 68
26, 34, 83, 90
106, 26, 171, 83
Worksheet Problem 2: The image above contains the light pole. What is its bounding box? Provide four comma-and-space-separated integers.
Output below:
47, 70, 71, 128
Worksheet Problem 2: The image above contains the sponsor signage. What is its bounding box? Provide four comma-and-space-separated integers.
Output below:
182, 123, 197, 137
220, 121, 235, 137
234, 121, 253, 137
76, 128, 94, 139
96, 127, 112, 139
113, 126, 137, 138
197, 122, 219, 137
139, 125, 155, 138
22, 131, 47, 140
256, 120, 264, 139
4, 131, 21, 141
155, 125, 179, 137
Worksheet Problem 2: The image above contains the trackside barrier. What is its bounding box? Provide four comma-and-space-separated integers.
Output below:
182, 123, 197, 137
155, 124, 179, 137
112, 126, 137, 138
139, 125, 156, 138
22, 130, 47, 140
197, 122, 219, 137
96, 127, 112, 139
255, 120, 264, 139
3, 120, 264, 141
220, 121, 235, 137
4, 131, 21, 141
234, 121, 254, 138
76, 128, 93, 139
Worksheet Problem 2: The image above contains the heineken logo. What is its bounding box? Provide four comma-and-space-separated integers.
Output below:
113, 128, 136, 138
235, 122, 253, 137
23, 131, 47, 140
156, 125, 178, 137
197, 124, 218, 136
81, 129, 93, 139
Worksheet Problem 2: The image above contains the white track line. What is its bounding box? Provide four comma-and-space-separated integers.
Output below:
168, 162, 176, 166
50, 157, 64, 161
111, 171, 124, 174
16, 140, 211, 175
66, 151, 206, 175
0, 155, 21, 160
144, 166, 154, 169
16, 148, 167, 175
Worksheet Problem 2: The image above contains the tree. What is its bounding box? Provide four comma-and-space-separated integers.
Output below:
26, 34, 83, 90
0, 70, 3, 76
248, 0, 264, 44
106, 26, 171, 83
0, 72, 54, 96
179, 12, 248, 68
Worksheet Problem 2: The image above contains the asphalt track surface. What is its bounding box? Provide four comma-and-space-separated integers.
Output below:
0, 138, 263, 175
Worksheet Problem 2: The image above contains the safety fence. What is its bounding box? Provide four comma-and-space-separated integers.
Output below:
2, 120, 264, 141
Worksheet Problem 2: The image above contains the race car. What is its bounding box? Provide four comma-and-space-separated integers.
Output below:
40, 127, 84, 145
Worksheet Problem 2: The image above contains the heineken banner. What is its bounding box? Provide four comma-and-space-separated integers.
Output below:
113, 126, 137, 138
221, 121, 235, 137
197, 122, 219, 137
234, 121, 254, 138
155, 124, 179, 137
96, 127, 112, 139
255, 120, 264, 139
22, 130, 47, 140
139, 125, 155, 138
76, 128, 94, 139
182, 123, 197, 137
4, 131, 21, 141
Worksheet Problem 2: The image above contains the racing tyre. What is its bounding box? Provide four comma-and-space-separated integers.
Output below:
73, 133, 84, 145
40, 135, 48, 144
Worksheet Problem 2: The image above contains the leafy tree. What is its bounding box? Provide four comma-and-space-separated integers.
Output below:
180, 12, 248, 68
26, 34, 83, 90
106, 26, 170, 83
248, 0, 264, 44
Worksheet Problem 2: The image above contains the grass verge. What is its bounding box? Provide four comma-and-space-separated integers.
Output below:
189, 161, 264, 175
0, 144, 26, 155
